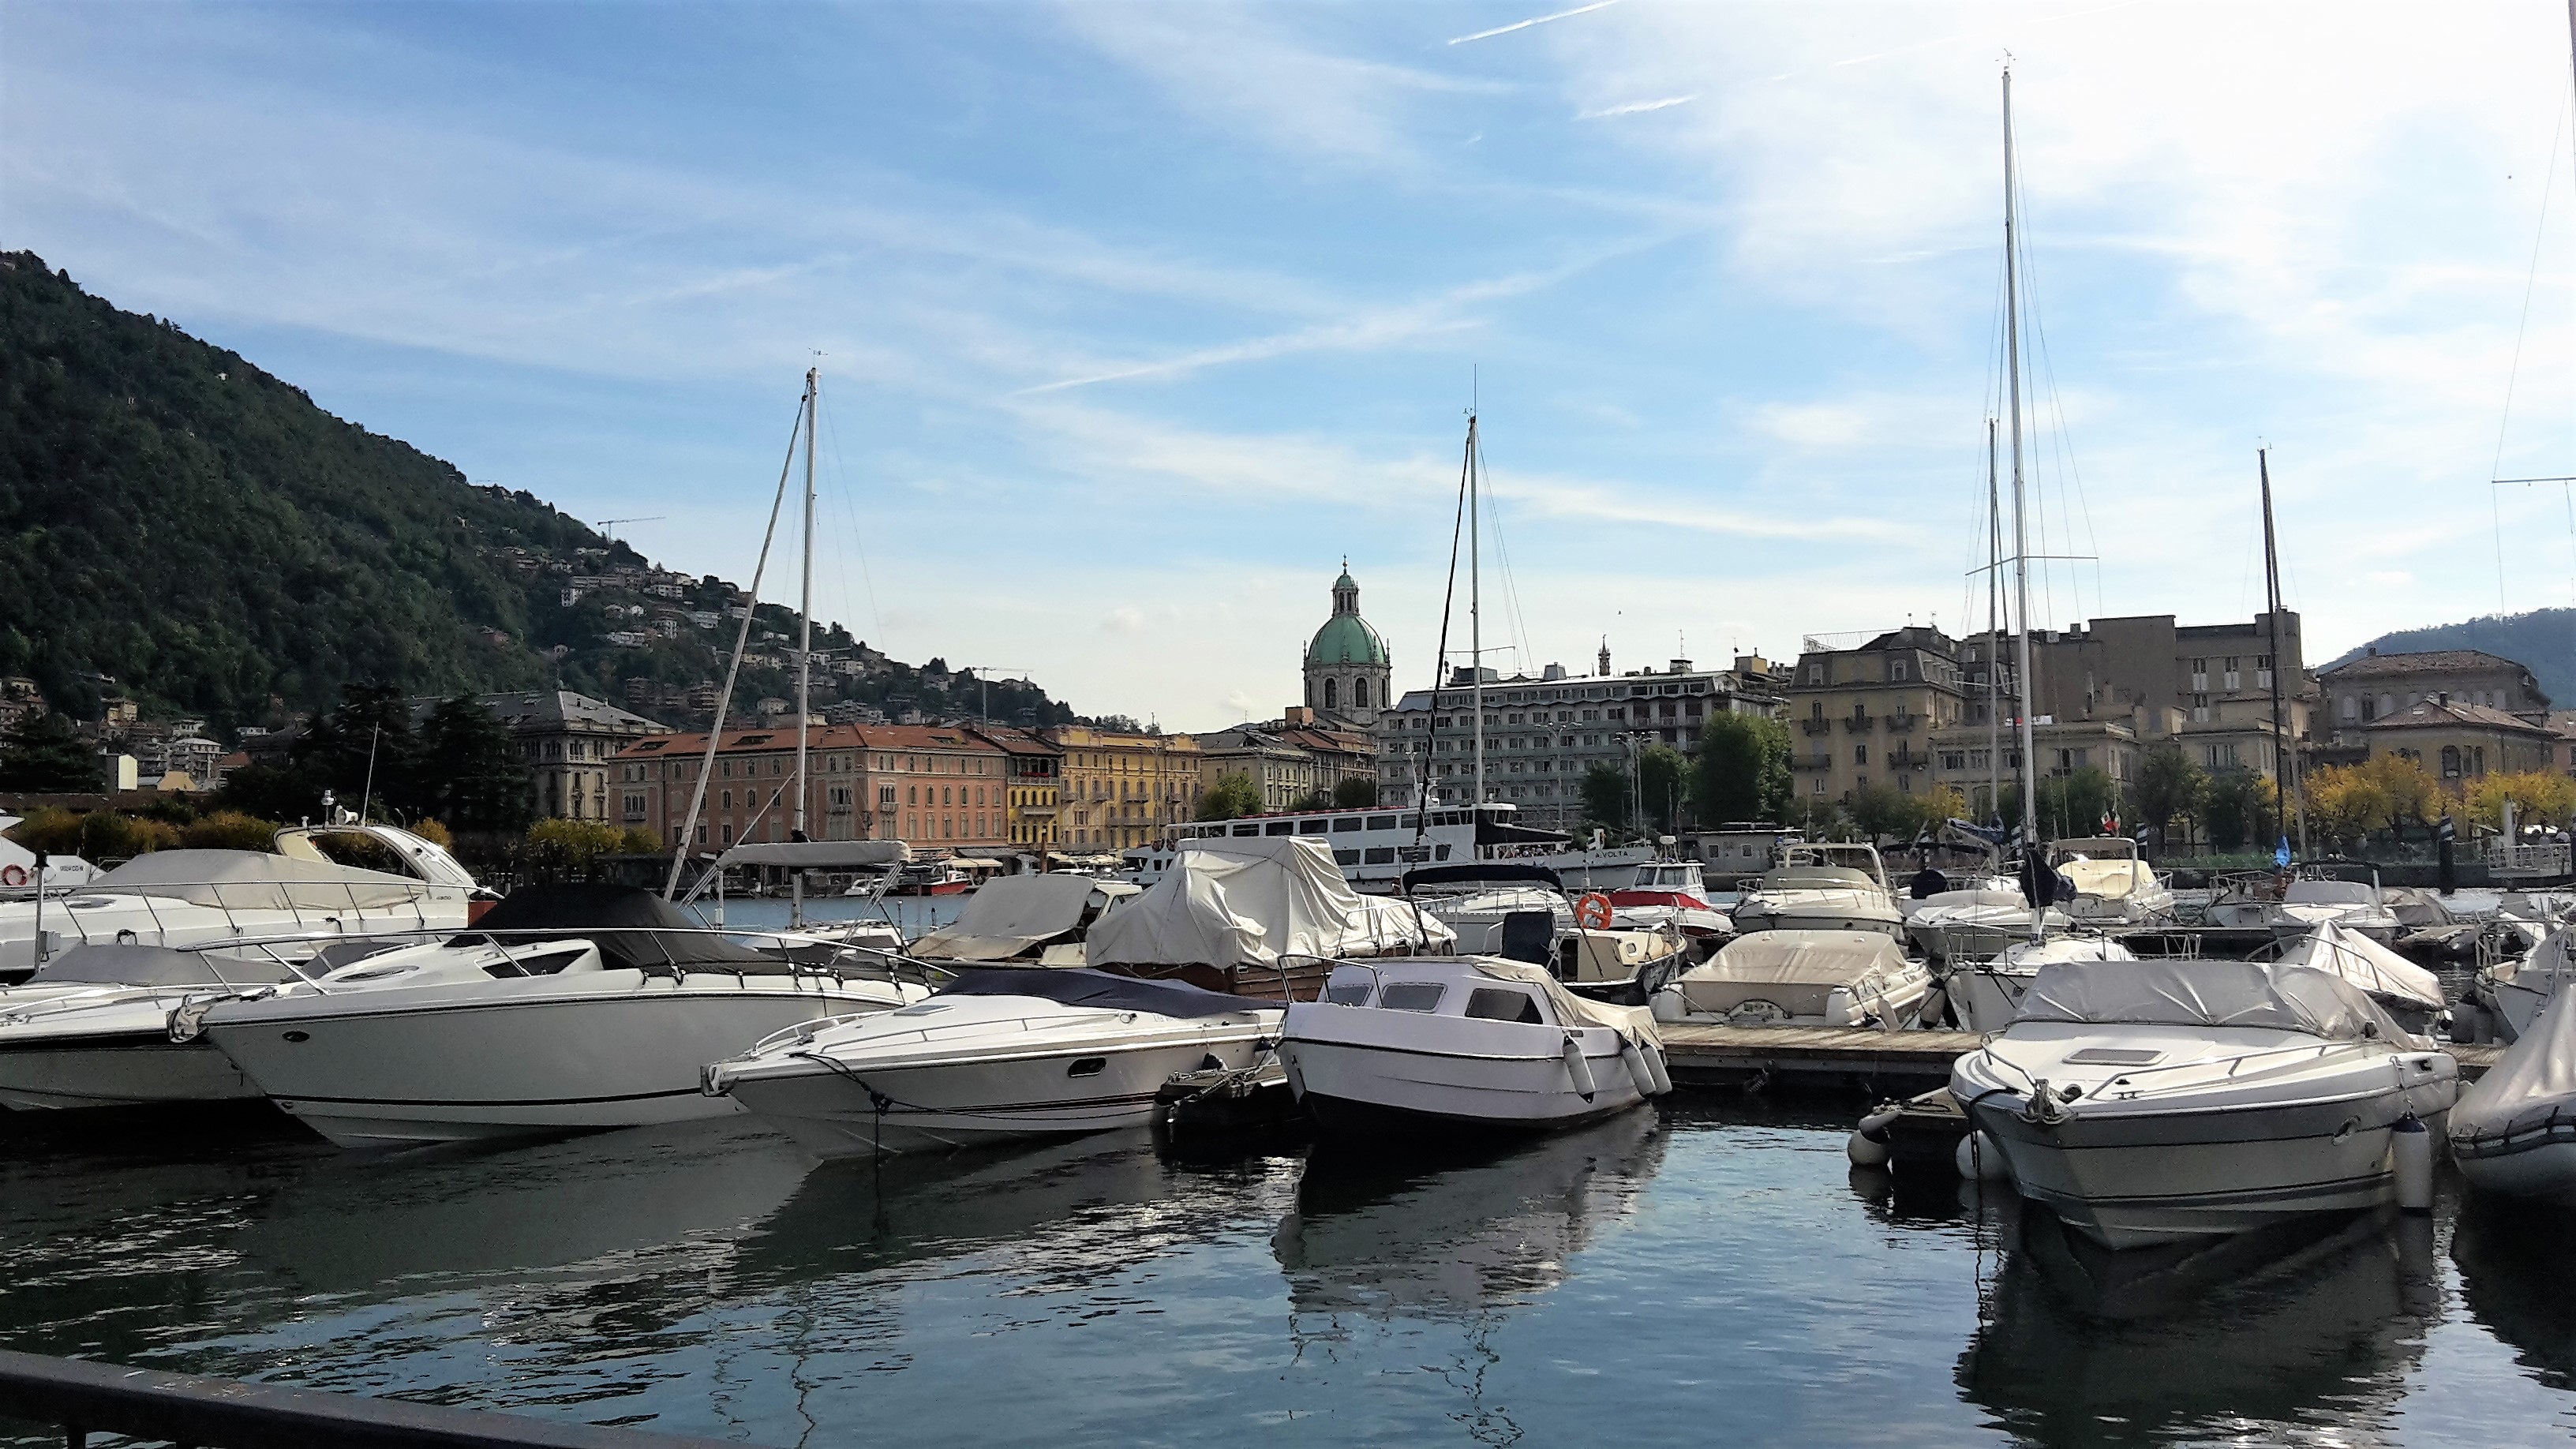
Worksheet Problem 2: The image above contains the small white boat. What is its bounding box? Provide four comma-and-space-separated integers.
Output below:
2477, 926, 2576, 1044
2263, 874, 2400, 945
1279, 956, 1671, 1135
1904, 880, 2067, 961
2047, 837, 2175, 927
908, 874, 1140, 964
2451, 972, 2576, 1204
197, 885, 921, 1148
0, 943, 305, 1109
1953, 957, 2458, 1249
1729, 844, 1903, 938
1946, 934, 2139, 1034
1650, 930, 1930, 1028
2271, 920, 2448, 1037
1605, 860, 1732, 941
1402, 863, 1574, 956
705, 968, 1278, 1155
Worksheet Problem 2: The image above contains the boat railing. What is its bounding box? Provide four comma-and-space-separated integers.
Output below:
0, 1345, 743, 1449
67, 875, 459, 953
140, 923, 954, 995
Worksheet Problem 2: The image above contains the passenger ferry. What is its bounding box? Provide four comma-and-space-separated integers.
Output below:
1119, 802, 1653, 894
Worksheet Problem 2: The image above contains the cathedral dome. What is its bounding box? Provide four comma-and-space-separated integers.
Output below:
1308, 612, 1390, 667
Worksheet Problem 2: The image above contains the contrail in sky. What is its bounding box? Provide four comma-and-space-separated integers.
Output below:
1577, 94, 1696, 120
1449, 0, 1618, 45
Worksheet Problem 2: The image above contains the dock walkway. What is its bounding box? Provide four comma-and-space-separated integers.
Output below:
1657, 1023, 1980, 1091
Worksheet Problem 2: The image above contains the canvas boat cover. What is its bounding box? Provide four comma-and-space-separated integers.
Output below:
1086, 837, 1451, 968
911, 874, 1108, 961
714, 841, 912, 869
2016, 958, 2409, 1042
2272, 921, 2445, 1012
1468, 956, 1661, 1050
934, 966, 1257, 1020
88, 851, 438, 912
2058, 857, 2156, 900
22, 942, 301, 988
2451, 978, 2576, 1148
1672, 931, 1916, 1017
472, 884, 784, 975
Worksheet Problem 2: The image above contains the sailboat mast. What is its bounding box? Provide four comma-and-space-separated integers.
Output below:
2004, 69, 2040, 870
1469, 413, 1485, 812
792, 367, 816, 926
1986, 417, 2003, 827
2260, 447, 2287, 851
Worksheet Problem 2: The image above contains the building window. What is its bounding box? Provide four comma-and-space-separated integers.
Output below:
1855, 743, 1868, 765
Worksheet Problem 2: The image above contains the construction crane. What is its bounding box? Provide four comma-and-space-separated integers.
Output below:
954, 665, 1038, 723
594, 516, 665, 542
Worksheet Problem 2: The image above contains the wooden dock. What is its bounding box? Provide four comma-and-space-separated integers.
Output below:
1657, 1023, 1983, 1092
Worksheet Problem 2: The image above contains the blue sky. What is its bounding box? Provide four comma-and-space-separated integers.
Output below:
9, 1, 2576, 728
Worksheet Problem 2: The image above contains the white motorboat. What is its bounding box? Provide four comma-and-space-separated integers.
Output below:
2047, 837, 2175, 927
1904, 880, 2067, 961
2476, 926, 2575, 1044
2451, 970, 2576, 1204
2263, 874, 2400, 945
704, 968, 1279, 1155
1728, 844, 1903, 938
1401, 863, 1574, 957
1953, 957, 2458, 1249
1084, 837, 1451, 1001
2271, 920, 2448, 1037
1604, 860, 1732, 941
0, 823, 479, 983
0, 814, 95, 897
1650, 930, 1931, 1028
1402, 862, 1683, 1004
1278, 956, 1672, 1135
1946, 934, 2139, 1034
907, 874, 1140, 964
196, 884, 922, 1148
0, 942, 307, 1109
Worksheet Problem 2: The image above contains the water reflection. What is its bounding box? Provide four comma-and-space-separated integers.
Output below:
1276, 1110, 1668, 1319
2452, 1193, 2576, 1392
1960, 1207, 2433, 1447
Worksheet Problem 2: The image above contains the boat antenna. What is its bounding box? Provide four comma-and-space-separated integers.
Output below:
663, 387, 806, 900
2004, 66, 2044, 941
357, 722, 380, 826
792, 365, 818, 928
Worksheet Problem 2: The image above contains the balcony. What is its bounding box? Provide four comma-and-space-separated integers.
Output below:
1886, 748, 1927, 771
1791, 754, 1833, 772
1840, 713, 1875, 733
1886, 712, 1920, 733
1799, 717, 1833, 736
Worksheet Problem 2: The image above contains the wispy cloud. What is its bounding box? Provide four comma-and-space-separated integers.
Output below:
1450, 2, 1620, 47
1577, 95, 1698, 120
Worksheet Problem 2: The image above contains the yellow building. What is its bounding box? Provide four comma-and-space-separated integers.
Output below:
965, 724, 1065, 848
1043, 725, 1204, 850
2363, 698, 2555, 782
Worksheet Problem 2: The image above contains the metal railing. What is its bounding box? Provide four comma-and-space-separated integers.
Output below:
0, 1347, 751, 1448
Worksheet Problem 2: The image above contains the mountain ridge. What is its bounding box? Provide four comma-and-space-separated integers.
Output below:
2330, 608, 2576, 706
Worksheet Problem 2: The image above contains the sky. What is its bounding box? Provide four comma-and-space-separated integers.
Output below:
8, 1, 2576, 729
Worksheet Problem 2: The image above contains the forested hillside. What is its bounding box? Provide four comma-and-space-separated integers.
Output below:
0, 253, 1074, 733
2331, 608, 2576, 706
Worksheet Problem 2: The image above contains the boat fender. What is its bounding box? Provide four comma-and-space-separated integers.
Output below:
2392, 1113, 2433, 1213
1848, 1103, 1902, 1166
1641, 1038, 1673, 1095
1561, 1034, 1598, 1101
1650, 987, 1684, 1024
1620, 1039, 1656, 1097
1280, 1046, 1307, 1101
1956, 1129, 2012, 1181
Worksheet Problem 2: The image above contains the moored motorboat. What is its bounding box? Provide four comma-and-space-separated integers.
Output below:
1605, 859, 1732, 942
2451, 975, 2576, 1204
703, 967, 1279, 1155
1278, 956, 1670, 1136
2476, 926, 2574, 1044
907, 873, 1139, 964
2047, 837, 2176, 927
2271, 920, 2448, 1038
197, 885, 922, 1148
1953, 958, 2458, 1249
1649, 930, 1931, 1028
1728, 844, 1903, 938
1904, 880, 2066, 962
2263, 872, 2400, 945
1945, 934, 2139, 1034
0, 942, 308, 1110
1084, 837, 1451, 1001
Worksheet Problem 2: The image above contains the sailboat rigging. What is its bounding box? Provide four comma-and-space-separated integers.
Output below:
2001, 67, 2046, 941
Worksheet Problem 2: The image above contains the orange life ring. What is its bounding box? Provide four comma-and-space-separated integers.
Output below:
0, 865, 26, 888
1574, 892, 1614, 930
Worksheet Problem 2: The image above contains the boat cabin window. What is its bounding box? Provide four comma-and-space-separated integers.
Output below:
1324, 979, 1375, 1006
482, 947, 590, 979
1334, 817, 1364, 833
1401, 814, 1422, 830
1299, 818, 1331, 835
1265, 821, 1297, 837
1367, 814, 1398, 831
1463, 987, 1544, 1024
1380, 982, 1447, 1013
1231, 823, 1260, 837
1363, 848, 1396, 865
1335, 850, 1360, 867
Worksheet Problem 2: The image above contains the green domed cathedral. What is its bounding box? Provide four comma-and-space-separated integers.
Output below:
1304, 565, 1392, 725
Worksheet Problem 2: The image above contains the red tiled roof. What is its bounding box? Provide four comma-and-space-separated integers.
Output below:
612, 724, 1002, 758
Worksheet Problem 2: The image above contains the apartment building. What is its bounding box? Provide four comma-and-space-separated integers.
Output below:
1374, 654, 1788, 828
613, 724, 1010, 850
1042, 725, 1203, 851
1781, 627, 1972, 805
964, 724, 1064, 848
2317, 649, 2549, 745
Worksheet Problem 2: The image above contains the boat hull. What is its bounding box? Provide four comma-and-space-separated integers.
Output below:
0, 1035, 260, 1110
2454, 1135, 2576, 1205
204, 979, 897, 1148
1279, 1028, 1648, 1135
721, 1035, 1264, 1155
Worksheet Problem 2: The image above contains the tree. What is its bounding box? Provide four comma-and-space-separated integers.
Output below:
0, 712, 102, 793
2304, 763, 2395, 851
1691, 714, 1793, 825
2358, 754, 2443, 841
1580, 762, 1631, 830
1999, 766, 2125, 844
216, 762, 325, 822
1638, 745, 1689, 833
523, 818, 627, 882
1196, 773, 1264, 822
179, 810, 279, 851
2131, 743, 2207, 855
2462, 769, 2576, 831
415, 695, 534, 832
292, 683, 421, 818
1849, 784, 1924, 844
1331, 775, 1378, 808
2203, 767, 2275, 853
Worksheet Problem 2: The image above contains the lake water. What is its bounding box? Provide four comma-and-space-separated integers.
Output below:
2, 1097, 2571, 1447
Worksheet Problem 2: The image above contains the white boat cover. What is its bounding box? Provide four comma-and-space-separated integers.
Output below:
714, 841, 912, 868
1672, 930, 1917, 1017
2452, 979, 2576, 1146
86, 851, 436, 911
911, 875, 1106, 961
2273, 921, 2445, 1012
22, 942, 301, 987
1470, 956, 1662, 1050
1084, 837, 1449, 968
2057, 857, 2156, 900
2016, 958, 2408, 1042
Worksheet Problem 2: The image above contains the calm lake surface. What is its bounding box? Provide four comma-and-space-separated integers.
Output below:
2, 1095, 2571, 1448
